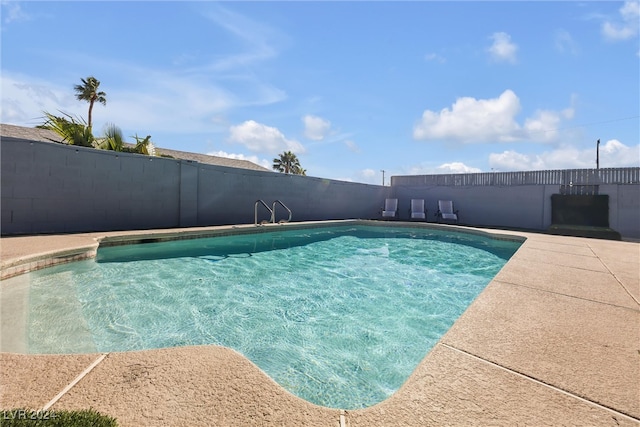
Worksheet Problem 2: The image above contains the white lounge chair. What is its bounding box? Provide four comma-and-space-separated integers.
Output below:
436, 200, 459, 223
409, 199, 426, 220
381, 198, 398, 219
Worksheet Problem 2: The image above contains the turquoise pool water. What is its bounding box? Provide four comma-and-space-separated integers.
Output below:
18, 225, 521, 409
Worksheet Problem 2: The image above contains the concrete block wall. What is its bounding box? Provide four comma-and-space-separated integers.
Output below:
391, 182, 640, 238
179, 161, 199, 227
2, 138, 638, 238
1, 139, 181, 234
1, 138, 389, 235
196, 169, 388, 226
232, 169, 389, 222
391, 185, 548, 229
602, 184, 640, 239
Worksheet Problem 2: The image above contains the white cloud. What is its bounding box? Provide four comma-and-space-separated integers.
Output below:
414, 90, 521, 143
228, 120, 305, 154
207, 150, 272, 170
199, 4, 285, 72
404, 162, 481, 176
303, 115, 331, 141
0, 4, 287, 135
105, 67, 287, 133
344, 140, 360, 153
0, 73, 82, 125
101, 73, 236, 132
523, 106, 575, 142
361, 169, 377, 178
353, 169, 380, 185
489, 150, 546, 171
489, 139, 640, 171
413, 90, 573, 144
599, 139, 640, 167
1, 1, 29, 24
602, 0, 640, 41
1, 57, 286, 135
554, 29, 579, 55
487, 32, 518, 63
437, 162, 482, 174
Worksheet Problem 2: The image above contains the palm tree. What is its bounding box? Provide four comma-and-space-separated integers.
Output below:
74, 76, 106, 129
273, 151, 304, 174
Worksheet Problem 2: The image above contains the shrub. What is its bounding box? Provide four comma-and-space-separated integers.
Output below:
0, 408, 117, 427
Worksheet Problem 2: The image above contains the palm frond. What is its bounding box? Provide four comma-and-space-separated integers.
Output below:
39, 111, 94, 147
132, 134, 155, 155
99, 123, 124, 151
273, 150, 304, 175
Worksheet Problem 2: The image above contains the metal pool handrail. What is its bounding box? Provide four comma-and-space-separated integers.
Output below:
254, 200, 274, 225
272, 200, 292, 223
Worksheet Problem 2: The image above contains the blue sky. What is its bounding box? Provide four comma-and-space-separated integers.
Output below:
2, 1, 639, 184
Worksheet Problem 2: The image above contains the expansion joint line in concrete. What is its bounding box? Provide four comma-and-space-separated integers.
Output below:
498, 280, 639, 312
587, 244, 640, 307
440, 343, 640, 423
42, 353, 109, 411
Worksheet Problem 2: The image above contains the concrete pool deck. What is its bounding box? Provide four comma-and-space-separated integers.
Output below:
0, 221, 638, 426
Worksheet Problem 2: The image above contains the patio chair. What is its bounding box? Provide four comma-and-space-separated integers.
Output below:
409, 199, 426, 220
435, 200, 459, 223
381, 198, 399, 219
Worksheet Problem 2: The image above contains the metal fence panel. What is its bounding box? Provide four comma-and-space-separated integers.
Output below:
391, 167, 640, 187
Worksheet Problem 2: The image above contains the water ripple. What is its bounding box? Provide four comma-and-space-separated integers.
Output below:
23, 225, 520, 409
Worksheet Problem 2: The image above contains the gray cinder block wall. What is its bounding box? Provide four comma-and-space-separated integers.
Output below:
601, 184, 640, 239
391, 185, 549, 230
390, 182, 640, 239
2, 137, 638, 238
0, 138, 389, 235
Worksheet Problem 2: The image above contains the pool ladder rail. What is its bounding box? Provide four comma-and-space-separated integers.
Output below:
254, 199, 292, 226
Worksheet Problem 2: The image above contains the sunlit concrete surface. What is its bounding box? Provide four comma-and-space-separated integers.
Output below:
1, 221, 638, 426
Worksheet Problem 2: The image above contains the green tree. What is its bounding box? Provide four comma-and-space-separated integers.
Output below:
273, 151, 305, 175
74, 76, 106, 129
38, 111, 94, 147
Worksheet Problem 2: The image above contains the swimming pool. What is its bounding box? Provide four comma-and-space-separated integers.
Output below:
2, 222, 522, 409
